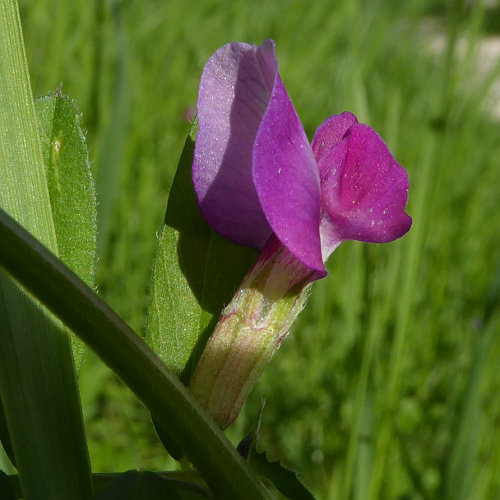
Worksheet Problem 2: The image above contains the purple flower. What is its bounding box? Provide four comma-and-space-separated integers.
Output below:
192, 39, 411, 281
189, 40, 412, 428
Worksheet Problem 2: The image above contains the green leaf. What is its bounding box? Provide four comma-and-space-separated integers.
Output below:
35, 92, 96, 289
92, 470, 209, 500
152, 416, 183, 461
0, 207, 271, 500
35, 91, 97, 369
239, 411, 315, 500
247, 448, 316, 500
0, 471, 16, 500
0, 401, 15, 468
146, 127, 257, 382
0, 2, 91, 498
237, 406, 315, 500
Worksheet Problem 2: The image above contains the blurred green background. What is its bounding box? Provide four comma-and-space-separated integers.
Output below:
17, 0, 500, 498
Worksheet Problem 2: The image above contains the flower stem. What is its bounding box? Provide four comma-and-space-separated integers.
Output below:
190, 235, 314, 428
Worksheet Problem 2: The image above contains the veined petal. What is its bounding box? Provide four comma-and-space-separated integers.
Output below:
192, 40, 278, 249
253, 76, 325, 276
312, 111, 358, 180
320, 123, 412, 245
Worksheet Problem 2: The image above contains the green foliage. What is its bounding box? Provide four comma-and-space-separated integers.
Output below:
146, 127, 257, 381
0, 2, 91, 498
15, 0, 500, 498
35, 91, 97, 368
92, 470, 209, 499
0, 206, 270, 499
35, 92, 96, 289
237, 408, 315, 499
0, 404, 15, 468
248, 444, 315, 500
0, 471, 16, 500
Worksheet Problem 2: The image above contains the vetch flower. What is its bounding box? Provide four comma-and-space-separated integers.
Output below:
189, 39, 411, 428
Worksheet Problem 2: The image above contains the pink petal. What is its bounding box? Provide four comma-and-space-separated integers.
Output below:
319, 124, 412, 248
192, 40, 278, 249
253, 76, 326, 276
312, 112, 358, 180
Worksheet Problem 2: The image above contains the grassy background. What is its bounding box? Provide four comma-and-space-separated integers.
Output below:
16, 0, 500, 498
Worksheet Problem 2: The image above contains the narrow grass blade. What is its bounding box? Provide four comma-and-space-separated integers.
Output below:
95, 4, 130, 256
444, 260, 500, 500
0, 445, 15, 476
368, 133, 436, 500
344, 252, 403, 500
0, 208, 271, 500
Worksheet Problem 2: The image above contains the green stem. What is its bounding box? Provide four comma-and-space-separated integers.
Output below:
0, 208, 270, 500
189, 235, 314, 429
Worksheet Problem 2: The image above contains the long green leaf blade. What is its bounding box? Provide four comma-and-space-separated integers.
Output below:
0, 2, 91, 498
0, 207, 271, 500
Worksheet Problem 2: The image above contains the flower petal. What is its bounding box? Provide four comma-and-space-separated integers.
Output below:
311, 112, 358, 180
319, 123, 412, 246
253, 76, 325, 276
192, 40, 278, 249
